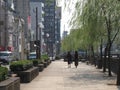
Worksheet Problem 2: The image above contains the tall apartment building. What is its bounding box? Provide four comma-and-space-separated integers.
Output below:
0, 0, 6, 50
55, 7, 61, 55
0, 0, 14, 51
43, 0, 56, 57
30, 0, 44, 53
13, 0, 30, 59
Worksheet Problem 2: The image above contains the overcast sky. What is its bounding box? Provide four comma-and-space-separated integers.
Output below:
57, 0, 78, 37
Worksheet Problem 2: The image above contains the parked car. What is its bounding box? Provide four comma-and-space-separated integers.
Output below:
0, 51, 14, 64
28, 52, 36, 60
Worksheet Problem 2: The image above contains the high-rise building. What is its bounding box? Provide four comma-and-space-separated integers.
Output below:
62, 31, 68, 39
43, 0, 56, 57
0, 0, 14, 51
30, 0, 44, 54
55, 6, 61, 55
13, 0, 30, 59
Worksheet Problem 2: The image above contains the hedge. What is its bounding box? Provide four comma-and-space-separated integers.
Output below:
0, 67, 8, 82
10, 60, 33, 71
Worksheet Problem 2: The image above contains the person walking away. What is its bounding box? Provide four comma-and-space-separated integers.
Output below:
74, 51, 79, 68
67, 51, 72, 68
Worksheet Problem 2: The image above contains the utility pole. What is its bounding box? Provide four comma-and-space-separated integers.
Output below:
20, 18, 25, 60
36, 7, 40, 59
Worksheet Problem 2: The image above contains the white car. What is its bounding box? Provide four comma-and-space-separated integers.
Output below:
49, 56, 55, 61
28, 52, 36, 60
0, 51, 14, 64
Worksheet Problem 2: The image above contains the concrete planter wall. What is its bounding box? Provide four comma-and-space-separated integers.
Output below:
14, 67, 39, 83
0, 77, 20, 90
37, 64, 44, 71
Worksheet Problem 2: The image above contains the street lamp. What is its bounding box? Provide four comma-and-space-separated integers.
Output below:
56, 41, 59, 56
46, 33, 49, 55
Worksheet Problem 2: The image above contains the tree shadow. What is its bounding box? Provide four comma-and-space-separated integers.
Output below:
68, 70, 116, 85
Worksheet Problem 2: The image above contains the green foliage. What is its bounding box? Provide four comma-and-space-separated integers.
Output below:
10, 60, 32, 66
41, 54, 49, 61
10, 60, 33, 71
62, 0, 120, 54
32, 60, 42, 66
45, 0, 54, 6
0, 67, 8, 82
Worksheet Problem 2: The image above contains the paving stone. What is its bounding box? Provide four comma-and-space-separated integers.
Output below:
21, 60, 119, 90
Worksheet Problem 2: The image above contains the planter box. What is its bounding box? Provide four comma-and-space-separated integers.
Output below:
10, 64, 33, 72
43, 62, 48, 68
37, 64, 44, 72
14, 67, 39, 83
0, 77, 20, 90
47, 60, 51, 65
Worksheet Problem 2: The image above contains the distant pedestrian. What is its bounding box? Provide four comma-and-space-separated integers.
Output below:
74, 51, 79, 68
67, 51, 72, 68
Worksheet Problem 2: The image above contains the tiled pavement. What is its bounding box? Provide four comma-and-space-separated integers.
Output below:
21, 60, 120, 90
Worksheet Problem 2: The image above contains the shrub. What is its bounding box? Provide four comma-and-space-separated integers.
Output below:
41, 54, 49, 61
0, 67, 8, 82
10, 60, 33, 71
32, 59, 43, 66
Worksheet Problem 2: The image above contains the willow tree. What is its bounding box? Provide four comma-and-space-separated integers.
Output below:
97, 0, 120, 76
69, 0, 106, 64
69, 0, 120, 76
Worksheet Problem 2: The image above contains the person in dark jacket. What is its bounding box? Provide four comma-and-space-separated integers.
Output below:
74, 51, 79, 68
67, 51, 72, 68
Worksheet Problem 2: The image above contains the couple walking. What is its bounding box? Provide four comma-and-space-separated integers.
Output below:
67, 51, 79, 68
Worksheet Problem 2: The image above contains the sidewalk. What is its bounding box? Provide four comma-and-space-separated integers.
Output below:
21, 60, 120, 90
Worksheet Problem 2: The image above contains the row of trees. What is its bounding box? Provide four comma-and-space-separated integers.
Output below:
61, 0, 120, 85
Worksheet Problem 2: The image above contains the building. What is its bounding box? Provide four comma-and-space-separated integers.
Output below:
0, 0, 14, 51
30, 0, 44, 55
62, 31, 68, 39
13, 0, 30, 59
43, 0, 56, 57
55, 6, 61, 56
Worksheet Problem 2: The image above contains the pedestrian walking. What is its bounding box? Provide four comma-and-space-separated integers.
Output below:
74, 51, 79, 68
67, 51, 72, 68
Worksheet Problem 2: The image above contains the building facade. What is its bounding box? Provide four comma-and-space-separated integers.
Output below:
0, 0, 13, 51
55, 7, 61, 56
13, 0, 30, 59
43, 0, 56, 57
30, 0, 44, 55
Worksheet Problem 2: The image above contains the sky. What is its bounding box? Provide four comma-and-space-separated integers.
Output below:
57, 0, 78, 37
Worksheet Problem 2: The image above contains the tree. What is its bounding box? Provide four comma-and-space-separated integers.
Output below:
68, 0, 120, 77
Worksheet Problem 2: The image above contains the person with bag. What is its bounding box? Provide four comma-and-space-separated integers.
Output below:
67, 51, 72, 68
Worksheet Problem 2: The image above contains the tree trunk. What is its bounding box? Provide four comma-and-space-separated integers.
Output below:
117, 55, 120, 85
98, 39, 103, 69
91, 46, 96, 66
103, 46, 107, 72
107, 44, 112, 76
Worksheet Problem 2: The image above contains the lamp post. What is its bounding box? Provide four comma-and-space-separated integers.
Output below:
56, 41, 59, 56
38, 22, 43, 59
46, 33, 49, 55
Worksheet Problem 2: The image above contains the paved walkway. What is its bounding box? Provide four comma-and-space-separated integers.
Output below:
21, 60, 120, 90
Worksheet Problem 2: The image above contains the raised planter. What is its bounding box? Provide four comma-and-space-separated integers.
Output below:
10, 60, 33, 72
14, 67, 39, 83
47, 60, 51, 65
43, 62, 48, 68
0, 77, 20, 90
37, 64, 44, 71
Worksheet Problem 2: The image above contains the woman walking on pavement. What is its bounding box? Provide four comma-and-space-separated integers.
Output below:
67, 51, 72, 68
74, 51, 79, 68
